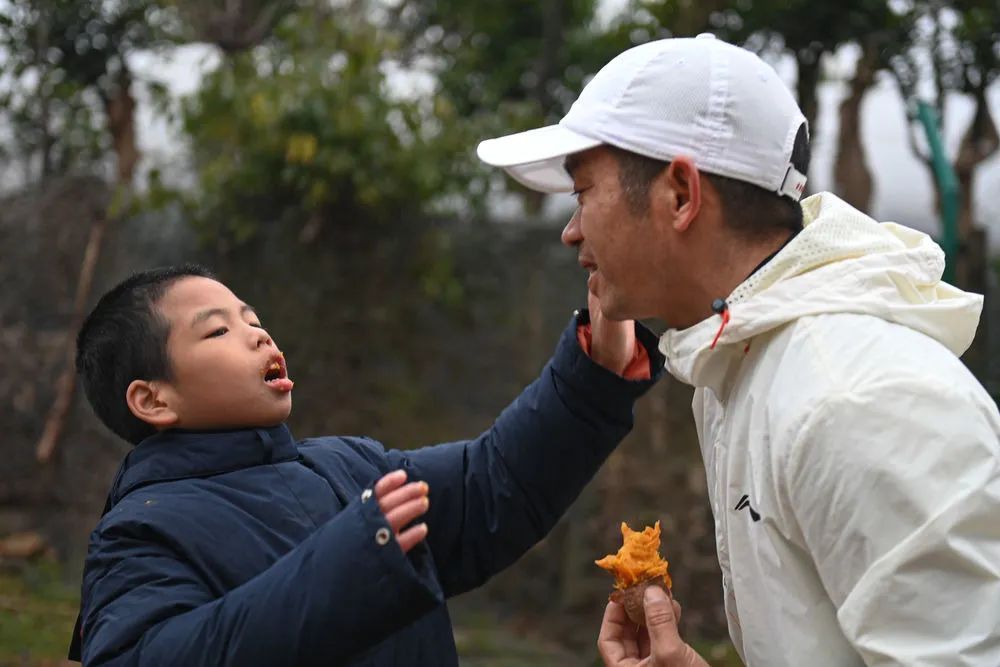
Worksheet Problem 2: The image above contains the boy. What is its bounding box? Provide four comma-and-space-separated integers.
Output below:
69, 264, 662, 665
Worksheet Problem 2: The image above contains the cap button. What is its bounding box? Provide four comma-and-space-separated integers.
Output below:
696, 32, 716, 40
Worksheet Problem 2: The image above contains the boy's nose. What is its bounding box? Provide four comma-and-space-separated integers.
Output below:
561, 209, 582, 247
254, 328, 273, 348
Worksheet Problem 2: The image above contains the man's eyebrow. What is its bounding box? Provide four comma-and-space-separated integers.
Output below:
190, 304, 256, 328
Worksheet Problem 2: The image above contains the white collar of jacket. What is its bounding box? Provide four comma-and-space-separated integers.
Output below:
658, 192, 984, 397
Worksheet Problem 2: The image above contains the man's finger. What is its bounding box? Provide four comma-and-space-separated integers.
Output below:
384, 496, 429, 532
374, 470, 407, 498
643, 585, 685, 659
597, 601, 642, 665
396, 523, 428, 554
378, 481, 429, 514
644, 587, 710, 666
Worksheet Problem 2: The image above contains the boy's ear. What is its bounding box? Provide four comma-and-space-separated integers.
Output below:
125, 379, 179, 429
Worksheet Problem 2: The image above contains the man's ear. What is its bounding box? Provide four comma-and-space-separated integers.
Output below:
126, 379, 179, 429
654, 156, 702, 232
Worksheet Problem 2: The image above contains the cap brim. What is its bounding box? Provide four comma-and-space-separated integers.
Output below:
477, 124, 602, 193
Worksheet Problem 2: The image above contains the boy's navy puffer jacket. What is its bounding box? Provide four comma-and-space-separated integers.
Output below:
73, 315, 663, 666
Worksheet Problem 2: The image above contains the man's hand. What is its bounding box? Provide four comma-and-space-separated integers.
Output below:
598, 586, 710, 667
374, 470, 429, 554
588, 290, 636, 376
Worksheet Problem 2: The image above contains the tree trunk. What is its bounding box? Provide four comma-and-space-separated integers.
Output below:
796, 56, 821, 178
833, 43, 877, 212
35, 69, 138, 463
35, 205, 108, 463
954, 85, 999, 241
953, 84, 999, 289
104, 69, 140, 184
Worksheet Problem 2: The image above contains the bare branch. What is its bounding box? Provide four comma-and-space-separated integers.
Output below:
35, 201, 110, 464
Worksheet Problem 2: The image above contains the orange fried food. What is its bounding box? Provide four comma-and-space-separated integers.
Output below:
595, 521, 671, 590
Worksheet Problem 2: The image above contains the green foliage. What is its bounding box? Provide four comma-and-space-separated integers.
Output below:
0, 0, 175, 182
387, 0, 632, 209
173, 3, 493, 244
392, 0, 623, 120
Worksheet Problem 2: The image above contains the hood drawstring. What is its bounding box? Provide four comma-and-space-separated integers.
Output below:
710, 298, 730, 350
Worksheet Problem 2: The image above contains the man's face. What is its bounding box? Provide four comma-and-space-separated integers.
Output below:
153, 276, 293, 430
560, 147, 667, 321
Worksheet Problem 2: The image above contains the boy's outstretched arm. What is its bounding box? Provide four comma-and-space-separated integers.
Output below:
79, 472, 438, 667
387, 299, 664, 596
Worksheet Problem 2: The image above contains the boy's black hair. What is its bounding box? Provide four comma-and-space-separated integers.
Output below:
76, 264, 216, 444
612, 122, 812, 238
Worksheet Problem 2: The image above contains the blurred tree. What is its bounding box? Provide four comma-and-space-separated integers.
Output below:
172, 1, 494, 246
0, 0, 178, 463
892, 0, 999, 240
630, 0, 908, 209
0, 0, 175, 185
390, 0, 623, 120
164, 0, 297, 54
386, 0, 631, 211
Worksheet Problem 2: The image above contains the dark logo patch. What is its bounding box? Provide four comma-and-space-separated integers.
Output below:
735, 494, 761, 522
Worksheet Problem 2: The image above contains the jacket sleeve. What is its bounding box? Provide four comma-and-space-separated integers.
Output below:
782, 379, 1000, 666
387, 312, 664, 597
81, 496, 443, 667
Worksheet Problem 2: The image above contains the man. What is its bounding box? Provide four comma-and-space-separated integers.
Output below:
477, 35, 1000, 666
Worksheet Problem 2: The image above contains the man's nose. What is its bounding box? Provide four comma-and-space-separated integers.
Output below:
561, 209, 582, 247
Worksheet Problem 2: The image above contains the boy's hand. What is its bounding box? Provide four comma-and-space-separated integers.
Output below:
588, 290, 636, 376
374, 470, 429, 554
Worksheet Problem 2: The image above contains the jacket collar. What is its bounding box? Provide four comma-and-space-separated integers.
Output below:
111, 424, 299, 504
658, 192, 982, 398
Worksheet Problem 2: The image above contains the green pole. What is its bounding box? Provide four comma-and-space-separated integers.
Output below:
914, 101, 959, 283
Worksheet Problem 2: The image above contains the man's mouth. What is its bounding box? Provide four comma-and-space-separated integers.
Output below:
262, 353, 294, 392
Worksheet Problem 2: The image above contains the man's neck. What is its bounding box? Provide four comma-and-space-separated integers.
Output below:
723, 228, 797, 290
682, 228, 798, 327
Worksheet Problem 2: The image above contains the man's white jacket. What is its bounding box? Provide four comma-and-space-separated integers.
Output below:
658, 193, 1000, 666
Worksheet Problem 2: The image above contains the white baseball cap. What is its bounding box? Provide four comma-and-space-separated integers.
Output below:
477, 34, 808, 201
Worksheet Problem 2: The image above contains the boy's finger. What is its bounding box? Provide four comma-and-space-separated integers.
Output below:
374, 470, 407, 498
384, 496, 430, 531
378, 481, 429, 513
396, 523, 428, 554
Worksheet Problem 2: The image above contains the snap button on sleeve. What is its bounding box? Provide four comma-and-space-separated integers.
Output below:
375, 527, 391, 546
361, 488, 373, 503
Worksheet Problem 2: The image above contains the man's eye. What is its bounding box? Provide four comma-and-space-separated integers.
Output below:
249, 322, 263, 329
207, 327, 228, 338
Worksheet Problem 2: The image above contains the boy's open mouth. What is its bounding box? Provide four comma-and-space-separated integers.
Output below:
261, 354, 294, 392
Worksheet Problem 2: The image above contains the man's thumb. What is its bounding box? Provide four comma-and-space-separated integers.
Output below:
643, 585, 681, 645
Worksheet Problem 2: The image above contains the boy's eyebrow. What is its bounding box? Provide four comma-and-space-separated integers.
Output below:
191, 304, 256, 328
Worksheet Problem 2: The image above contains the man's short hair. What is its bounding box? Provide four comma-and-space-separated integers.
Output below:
612, 123, 811, 238
76, 264, 215, 444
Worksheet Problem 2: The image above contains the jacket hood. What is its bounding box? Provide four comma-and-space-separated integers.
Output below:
659, 192, 984, 390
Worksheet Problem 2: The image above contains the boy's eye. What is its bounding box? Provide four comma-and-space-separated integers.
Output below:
207, 327, 228, 338
249, 322, 263, 329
